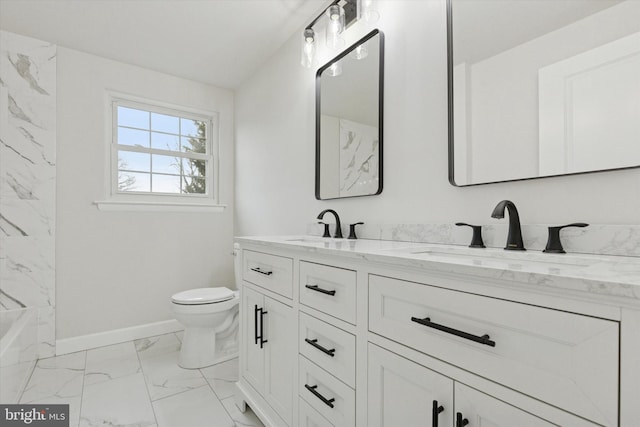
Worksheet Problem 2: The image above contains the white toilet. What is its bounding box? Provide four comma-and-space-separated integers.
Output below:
171, 287, 239, 369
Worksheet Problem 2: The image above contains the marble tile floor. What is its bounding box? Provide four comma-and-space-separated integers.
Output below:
16, 332, 264, 427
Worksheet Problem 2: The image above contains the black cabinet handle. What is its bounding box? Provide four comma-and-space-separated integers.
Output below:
432, 400, 445, 427
410, 316, 496, 347
250, 267, 273, 276
254, 305, 259, 345
305, 284, 336, 296
259, 309, 268, 348
304, 384, 335, 408
305, 338, 336, 357
456, 412, 469, 427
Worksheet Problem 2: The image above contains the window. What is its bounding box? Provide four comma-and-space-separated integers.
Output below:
103, 95, 220, 210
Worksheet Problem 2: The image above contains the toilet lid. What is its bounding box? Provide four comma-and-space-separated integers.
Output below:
171, 287, 235, 305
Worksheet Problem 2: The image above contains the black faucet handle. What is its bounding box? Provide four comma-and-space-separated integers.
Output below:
318, 222, 331, 238
455, 222, 486, 248
544, 223, 589, 254
348, 222, 364, 240
316, 209, 343, 239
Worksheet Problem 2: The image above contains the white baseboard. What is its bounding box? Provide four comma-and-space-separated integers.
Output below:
56, 319, 184, 355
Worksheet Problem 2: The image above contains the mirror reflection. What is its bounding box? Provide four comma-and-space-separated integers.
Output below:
316, 30, 383, 200
449, 0, 640, 186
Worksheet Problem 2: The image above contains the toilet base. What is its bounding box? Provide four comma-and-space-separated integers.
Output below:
178, 327, 217, 369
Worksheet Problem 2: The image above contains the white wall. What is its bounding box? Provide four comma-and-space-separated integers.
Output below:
462, 1, 640, 184
235, 0, 640, 237
320, 114, 340, 198
56, 47, 235, 339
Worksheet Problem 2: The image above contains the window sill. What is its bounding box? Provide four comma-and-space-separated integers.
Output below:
93, 200, 227, 213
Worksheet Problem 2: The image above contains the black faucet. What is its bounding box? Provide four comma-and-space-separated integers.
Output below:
491, 200, 526, 251
317, 209, 343, 238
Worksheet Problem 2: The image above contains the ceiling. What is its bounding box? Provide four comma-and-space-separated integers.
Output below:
0, 0, 328, 89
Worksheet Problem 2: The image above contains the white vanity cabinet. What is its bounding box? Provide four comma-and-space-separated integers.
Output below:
368, 343, 597, 427
367, 343, 454, 427
235, 237, 640, 427
297, 261, 357, 427
453, 383, 559, 427
238, 250, 295, 427
369, 274, 618, 426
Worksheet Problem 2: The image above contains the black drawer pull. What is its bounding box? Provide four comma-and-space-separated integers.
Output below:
456, 412, 469, 427
304, 384, 335, 408
305, 284, 336, 296
305, 338, 336, 357
432, 400, 444, 427
251, 267, 273, 276
410, 316, 496, 347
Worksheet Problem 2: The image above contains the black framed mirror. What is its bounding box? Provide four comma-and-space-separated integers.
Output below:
316, 29, 384, 200
447, 0, 640, 186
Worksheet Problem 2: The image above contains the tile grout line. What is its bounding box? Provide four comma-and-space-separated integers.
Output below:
151, 383, 210, 403
202, 373, 239, 425
77, 350, 88, 427
201, 360, 250, 427
134, 338, 161, 427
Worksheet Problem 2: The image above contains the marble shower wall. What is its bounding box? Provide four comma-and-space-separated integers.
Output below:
0, 30, 56, 358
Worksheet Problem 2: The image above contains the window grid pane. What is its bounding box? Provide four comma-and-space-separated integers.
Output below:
118, 127, 150, 148
114, 100, 214, 197
117, 107, 150, 130
117, 148, 209, 195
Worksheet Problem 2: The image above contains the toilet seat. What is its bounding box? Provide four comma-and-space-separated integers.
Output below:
171, 287, 235, 305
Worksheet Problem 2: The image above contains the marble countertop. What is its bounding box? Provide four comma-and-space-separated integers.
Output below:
235, 235, 640, 302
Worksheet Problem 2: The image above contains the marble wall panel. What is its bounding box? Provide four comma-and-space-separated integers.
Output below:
308, 222, 640, 257
0, 30, 56, 359
339, 118, 379, 197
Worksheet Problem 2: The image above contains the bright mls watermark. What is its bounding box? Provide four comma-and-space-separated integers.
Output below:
1, 405, 69, 426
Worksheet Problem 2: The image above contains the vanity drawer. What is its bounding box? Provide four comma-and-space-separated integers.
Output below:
299, 398, 335, 427
300, 261, 356, 324
299, 312, 356, 388
299, 356, 355, 427
243, 250, 293, 298
369, 274, 619, 427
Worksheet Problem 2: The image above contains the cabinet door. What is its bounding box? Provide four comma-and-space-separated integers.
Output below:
264, 296, 295, 426
368, 344, 454, 427
300, 398, 335, 427
241, 286, 264, 394
454, 383, 556, 427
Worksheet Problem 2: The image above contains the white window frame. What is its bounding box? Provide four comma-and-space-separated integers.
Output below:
95, 92, 224, 212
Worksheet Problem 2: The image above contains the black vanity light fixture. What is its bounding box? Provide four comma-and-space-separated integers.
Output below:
300, 0, 379, 68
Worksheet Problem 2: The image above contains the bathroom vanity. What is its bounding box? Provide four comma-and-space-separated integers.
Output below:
234, 236, 640, 427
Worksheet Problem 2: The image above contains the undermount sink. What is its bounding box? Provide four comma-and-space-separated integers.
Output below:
390, 245, 595, 267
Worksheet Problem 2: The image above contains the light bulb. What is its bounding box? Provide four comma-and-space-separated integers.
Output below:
359, 0, 379, 23
300, 28, 316, 68
325, 5, 345, 50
